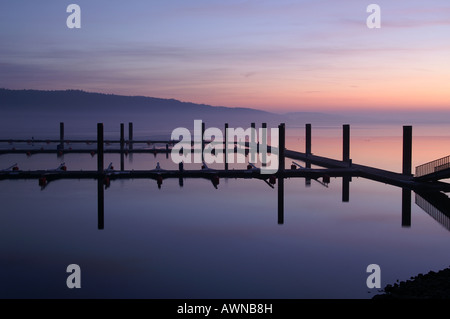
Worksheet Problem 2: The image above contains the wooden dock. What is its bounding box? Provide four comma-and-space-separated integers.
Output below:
1, 121, 449, 192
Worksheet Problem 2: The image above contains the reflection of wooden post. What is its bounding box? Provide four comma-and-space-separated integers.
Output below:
120, 123, 124, 171
97, 123, 104, 174
278, 175, 284, 225
224, 123, 229, 170
342, 176, 350, 202
403, 126, 412, 176
343, 124, 350, 163
306, 123, 311, 155
402, 188, 411, 227
97, 177, 104, 230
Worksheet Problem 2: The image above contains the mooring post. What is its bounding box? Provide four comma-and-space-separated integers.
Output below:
58, 122, 64, 150
120, 123, 125, 150
128, 122, 133, 150
277, 123, 285, 225
306, 123, 311, 156
97, 123, 104, 174
403, 126, 412, 176
402, 188, 411, 227
224, 123, 229, 170
120, 123, 124, 171
278, 123, 285, 173
97, 123, 104, 230
202, 122, 205, 162
261, 123, 267, 166
343, 124, 350, 164
250, 122, 256, 163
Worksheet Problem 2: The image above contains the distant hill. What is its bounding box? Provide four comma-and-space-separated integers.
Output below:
0, 88, 337, 129
0, 88, 261, 113
1, 89, 446, 134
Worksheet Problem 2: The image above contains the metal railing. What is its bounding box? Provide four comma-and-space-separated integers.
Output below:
415, 155, 450, 177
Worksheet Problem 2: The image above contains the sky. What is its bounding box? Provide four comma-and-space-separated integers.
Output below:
0, 0, 449, 112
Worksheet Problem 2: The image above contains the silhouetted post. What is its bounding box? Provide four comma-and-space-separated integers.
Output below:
402, 188, 411, 227
306, 123, 311, 156
59, 122, 64, 150
224, 123, 229, 170
166, 143, 169, 159
342, 176, 350, 202
403, 126, 412, 176
250, 122, 256, 163
305, 123, 312, 186
120, 123, 125, 171
343, 124, 350, 164
277, 123, 285, 225
202, 122, 205, 162
261, 123, 267, 166
278, 123, 285, 174
128, 122, 133, 150
97, 123, 104, 230
97, 177, 104, 230
97, 123, 104, 174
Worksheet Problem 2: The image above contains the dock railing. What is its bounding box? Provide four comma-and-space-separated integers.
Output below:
415, 155, 450, 177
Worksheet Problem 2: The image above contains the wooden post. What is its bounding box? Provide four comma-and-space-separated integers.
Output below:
97, 123, 104, 174
403, 126, 412, 176
306, 123, 311, 155
343, 124, 350, 163
202, 122, 205, 162
59, 122, 64, 150
224, 123, 229, 170
97, 123, 104, 230
128, 122, 133, 150
250, 122, 256, 163
278, 123, 285, 173
261, 123, 267, 167
120, 123, 124, 171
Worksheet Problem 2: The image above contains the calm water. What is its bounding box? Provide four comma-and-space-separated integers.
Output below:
1, 121, 450, 299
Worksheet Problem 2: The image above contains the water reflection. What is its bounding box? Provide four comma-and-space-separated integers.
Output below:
415, 191, 450, 231
94, 159, 450, 233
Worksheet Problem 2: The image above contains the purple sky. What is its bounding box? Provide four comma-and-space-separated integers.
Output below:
1, 0, 449, 112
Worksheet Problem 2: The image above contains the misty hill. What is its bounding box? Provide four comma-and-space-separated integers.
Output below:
0, 88, 340, 130
1, 89, 447, 139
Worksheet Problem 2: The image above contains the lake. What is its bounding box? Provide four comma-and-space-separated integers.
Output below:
1, 120, 449, 299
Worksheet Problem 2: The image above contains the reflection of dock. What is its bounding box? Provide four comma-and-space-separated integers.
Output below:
415, 192, 450, 231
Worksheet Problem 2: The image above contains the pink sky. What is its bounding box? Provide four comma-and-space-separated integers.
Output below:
1, 0, 449, 112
